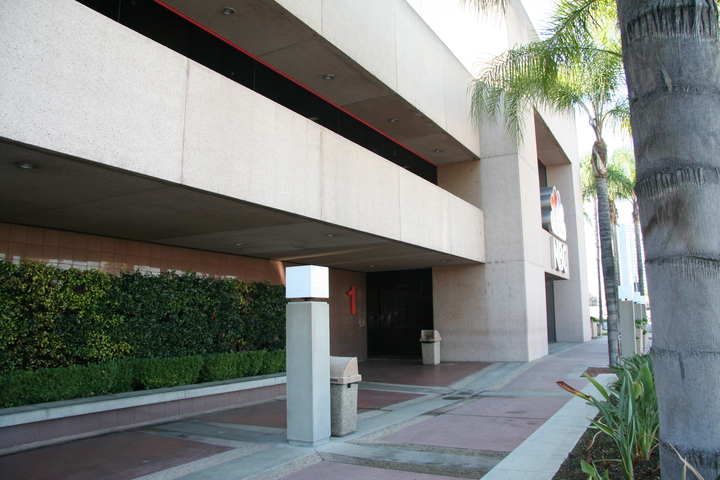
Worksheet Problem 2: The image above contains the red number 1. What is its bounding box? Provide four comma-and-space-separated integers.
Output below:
346, 286, 356, 315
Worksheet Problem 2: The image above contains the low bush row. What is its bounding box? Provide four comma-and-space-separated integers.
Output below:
0, 349, 286, 409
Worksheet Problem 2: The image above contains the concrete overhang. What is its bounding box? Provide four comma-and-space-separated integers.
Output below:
535, 109, 574, 166
157, 0, 480, 166
0, 139, 478, 272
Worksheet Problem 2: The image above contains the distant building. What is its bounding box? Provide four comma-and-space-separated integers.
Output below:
617, 223, 647, 295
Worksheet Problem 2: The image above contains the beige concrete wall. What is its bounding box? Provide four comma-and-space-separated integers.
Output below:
436, 108, 591, 361
0, 0, 484, 264
436, 124, 550, 362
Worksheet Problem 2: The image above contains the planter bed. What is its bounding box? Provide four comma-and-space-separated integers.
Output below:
0, 373, 286, 455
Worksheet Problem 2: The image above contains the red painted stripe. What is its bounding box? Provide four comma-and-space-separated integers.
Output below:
153, 0, 436, 167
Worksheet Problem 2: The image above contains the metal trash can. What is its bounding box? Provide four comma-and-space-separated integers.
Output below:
329, 356, 362, 437
420, 330, 441, 365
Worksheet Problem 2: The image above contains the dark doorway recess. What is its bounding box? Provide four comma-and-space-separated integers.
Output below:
545, 280, 557, 343
367, 269, 434, 358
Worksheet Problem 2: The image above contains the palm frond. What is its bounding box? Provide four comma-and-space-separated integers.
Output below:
469, 0, 626, 141
459, 0, 508, 14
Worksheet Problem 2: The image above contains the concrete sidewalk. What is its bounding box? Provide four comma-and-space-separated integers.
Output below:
0, 337, 610, 480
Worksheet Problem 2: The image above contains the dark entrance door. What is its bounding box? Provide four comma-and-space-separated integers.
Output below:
545, 280, 557, 343
367, 268, 434, 358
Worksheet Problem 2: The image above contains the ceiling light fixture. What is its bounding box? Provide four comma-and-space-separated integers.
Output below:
389, 118, 400, 123
322, 74, 335, 80
222, 7, 235, 15
434, 148, 444, 153
16, 162, 37, 170
326, 234, 338, 237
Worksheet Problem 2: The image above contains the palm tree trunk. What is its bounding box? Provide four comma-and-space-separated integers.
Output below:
632, 201, 645, 296
592, 139, 620, 367
617, 0, 720, 477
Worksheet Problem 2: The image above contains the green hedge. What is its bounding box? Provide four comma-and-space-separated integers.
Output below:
0, 260, 286, 373
0, 350, 286, 409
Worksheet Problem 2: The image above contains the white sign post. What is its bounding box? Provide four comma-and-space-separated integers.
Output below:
285, 265, 331, 447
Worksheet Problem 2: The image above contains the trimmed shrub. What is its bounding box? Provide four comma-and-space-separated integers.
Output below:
0, 360, 134, 408
0, 260, 129, 373
109, 270, 246, 359
0, 260, 287, 373
199, 350, 286, 382
132, 355, 203, 390
264, 350, 287, 375
238, 281, 286, 351
0, 351, 286, 408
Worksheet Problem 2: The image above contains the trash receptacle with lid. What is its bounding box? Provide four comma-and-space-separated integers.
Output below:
420, 330, 441, 365
330, 356, 362, 437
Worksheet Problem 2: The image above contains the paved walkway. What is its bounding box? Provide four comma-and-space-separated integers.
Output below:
0, 337, 610, 480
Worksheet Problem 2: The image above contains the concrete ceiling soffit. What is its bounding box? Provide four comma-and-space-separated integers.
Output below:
1, 140, 477, 272
534, 110, 571, 166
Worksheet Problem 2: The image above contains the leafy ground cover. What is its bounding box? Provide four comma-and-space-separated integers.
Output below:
553, 365, 660, 480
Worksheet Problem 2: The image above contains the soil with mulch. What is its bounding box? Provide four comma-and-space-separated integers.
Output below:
552, 423, 660, 479
552, 367, 660, 479
584, 366, 614, 377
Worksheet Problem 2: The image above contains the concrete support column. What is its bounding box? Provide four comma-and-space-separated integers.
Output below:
618, 300, 635, 358
286, 301, 330, 446
546, 163, 591, 342
435, 117, 548, 362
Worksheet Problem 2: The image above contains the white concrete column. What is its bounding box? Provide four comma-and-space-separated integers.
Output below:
286, 301, 330, 446
618, 300, 636, 358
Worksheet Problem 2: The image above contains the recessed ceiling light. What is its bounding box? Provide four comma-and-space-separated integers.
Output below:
16, 162, 37, 170
322, 74, 335, 80
222, 7, 235, 15
369, 264, 375, 268
234, 243, 244, 246
441, 259, 452, 263
434, 148, 444, 153
389, 118, 400, 123
326, 234, 338, 237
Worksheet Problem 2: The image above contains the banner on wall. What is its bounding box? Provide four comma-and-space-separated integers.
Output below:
540, 186, 567, 241
541, 186, 569, 274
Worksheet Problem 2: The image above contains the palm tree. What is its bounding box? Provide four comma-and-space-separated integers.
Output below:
465, 0, 720, 476
616, 1, 720, 477
581, 156, 605, 325
582, 149, 638, 323
469, 0, 627, 366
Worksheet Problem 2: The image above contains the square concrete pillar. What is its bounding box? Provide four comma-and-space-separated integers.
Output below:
619, 300, 636, 358
286, 301, 330, 446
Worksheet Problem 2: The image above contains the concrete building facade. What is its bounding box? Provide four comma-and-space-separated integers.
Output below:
0, 0, 590, 363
